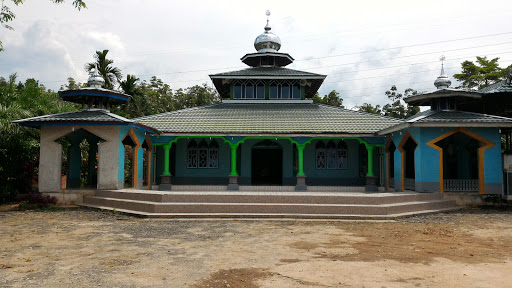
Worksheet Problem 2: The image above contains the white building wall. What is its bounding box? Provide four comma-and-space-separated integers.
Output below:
38, 125, 120, 203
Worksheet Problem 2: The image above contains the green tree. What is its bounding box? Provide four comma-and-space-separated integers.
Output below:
60, 77, 85, 90
453, 56, 506, 89
312, 90, 344, 108
0, 74, 77, 202
382, 86, 419, 119
357, 103, 382, 115
0, 0, 86, 51
85, 49, 122, 90
117, 74, 150, 118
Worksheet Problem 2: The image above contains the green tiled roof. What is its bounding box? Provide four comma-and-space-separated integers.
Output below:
135, 102, 402, 135
478, 80, 512, 94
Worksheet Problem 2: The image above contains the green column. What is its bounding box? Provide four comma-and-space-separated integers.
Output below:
162, 144, 171, 176
296, 144, 305, 177
229, 144, 238, 176
366, 144, 375, 177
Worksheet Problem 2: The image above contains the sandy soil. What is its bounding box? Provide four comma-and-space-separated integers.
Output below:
0, 207, 511, 287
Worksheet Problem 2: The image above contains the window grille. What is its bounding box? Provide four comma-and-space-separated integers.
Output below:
187, 139, 219, 169
316, 140, 348, 170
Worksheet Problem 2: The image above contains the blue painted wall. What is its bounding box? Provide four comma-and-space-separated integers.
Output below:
119, 126, 146, 187
386, 126, 503, 192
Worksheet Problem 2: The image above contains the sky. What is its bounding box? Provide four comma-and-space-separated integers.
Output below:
0, 0, 511, 109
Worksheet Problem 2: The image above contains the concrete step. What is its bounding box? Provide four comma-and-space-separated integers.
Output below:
93, 190, 444, 205
79, 204, 460, 220
82, 193, 456, 217
163, 185, 368, 192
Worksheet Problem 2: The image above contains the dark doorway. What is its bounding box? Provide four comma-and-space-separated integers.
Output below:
251, 140, 283, 185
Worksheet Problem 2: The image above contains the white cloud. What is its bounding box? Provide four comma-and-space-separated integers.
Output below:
0, 0, 511, 105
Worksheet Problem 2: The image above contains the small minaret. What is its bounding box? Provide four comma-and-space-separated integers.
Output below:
58, 64, 130, 110
434, 55, 452, 89
87, 64, 105, 88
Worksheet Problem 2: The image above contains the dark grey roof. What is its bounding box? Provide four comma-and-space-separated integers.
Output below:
13, 109, 159, 132
406, 109, 512, 123
404, 88, 481, 105
378, 109, 512, 135
478, 80, 512, 94
13, 109, 129, 124
134, 102, 402, 135
210, 67, 325, 78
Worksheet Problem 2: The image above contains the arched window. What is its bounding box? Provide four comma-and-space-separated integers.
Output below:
270, 81, 280, 99
187, 140, 198, 168
292, 84, 301, 99
208, 140, 219, 168
233, 80, 265, 99
315, 141, 326, 169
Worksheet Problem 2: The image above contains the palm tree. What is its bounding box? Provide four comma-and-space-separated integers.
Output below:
85, 49, 122, 90
120, 74, 139, 96
119, 74, 150, 118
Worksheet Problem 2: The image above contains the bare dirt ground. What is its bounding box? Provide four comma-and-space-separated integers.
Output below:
1, 207, 511, 288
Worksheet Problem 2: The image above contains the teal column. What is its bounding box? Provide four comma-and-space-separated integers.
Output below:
229, 144, 238, 176
297, 144, 305, 177
366, 144, 375, 177
162, 144, 172, 176
87, 139, 98, 187
67, 143, 82, 188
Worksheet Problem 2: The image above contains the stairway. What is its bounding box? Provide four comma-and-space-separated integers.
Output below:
80, 188, 459, 219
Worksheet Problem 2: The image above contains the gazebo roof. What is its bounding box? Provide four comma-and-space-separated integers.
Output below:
13, 109, 158, 133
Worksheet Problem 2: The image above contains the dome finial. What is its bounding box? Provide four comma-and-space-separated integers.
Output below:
265, 10, 271, 31
439, 55, 446, 75
434, 55, 451, 89
254, 10, 282, 53
88, 64, 105, 88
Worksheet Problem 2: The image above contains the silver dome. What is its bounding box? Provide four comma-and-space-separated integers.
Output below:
434, 74, 451, 89
88, 64, 105, 88
434, 56, 451, 89
254, 11, 281, 53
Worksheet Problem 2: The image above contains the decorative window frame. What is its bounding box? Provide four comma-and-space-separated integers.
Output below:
315, 140, 348, 170
269, 80, 301, 99
187, 139, 219, 169
233, 80, 265, 99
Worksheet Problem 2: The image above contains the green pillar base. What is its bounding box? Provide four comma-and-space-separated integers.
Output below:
159, 175, 172, 191
227, 175, 239, 190
365, 176, 378, 192
295, 176, 307, 191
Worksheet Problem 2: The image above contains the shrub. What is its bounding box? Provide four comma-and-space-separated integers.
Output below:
16, 193, 58, 210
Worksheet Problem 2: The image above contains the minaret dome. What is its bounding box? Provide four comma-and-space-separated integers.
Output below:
87, 64, 105, 88
254, 10, 282, 53
434, 55, 452, 89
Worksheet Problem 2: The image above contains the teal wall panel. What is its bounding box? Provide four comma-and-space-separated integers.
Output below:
303, 139, 360, 179
174, 138, 230, 179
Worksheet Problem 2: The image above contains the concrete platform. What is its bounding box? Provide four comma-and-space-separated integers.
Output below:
80, 188, 459, 219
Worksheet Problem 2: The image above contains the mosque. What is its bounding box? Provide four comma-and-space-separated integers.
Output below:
13, 12, 512, 216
